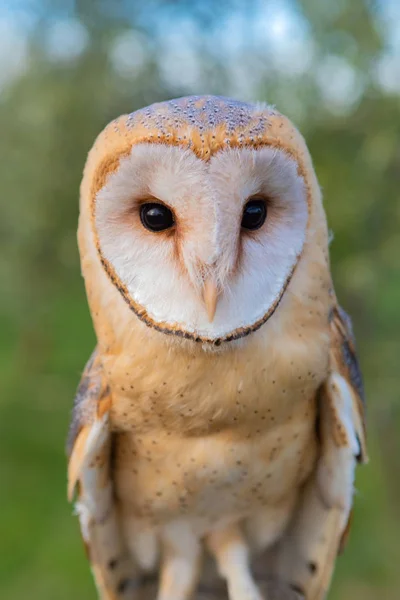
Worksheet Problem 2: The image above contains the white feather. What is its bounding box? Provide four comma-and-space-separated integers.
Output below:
94, 144, 308, 340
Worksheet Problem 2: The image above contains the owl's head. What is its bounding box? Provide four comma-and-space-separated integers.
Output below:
80, 96, 326, 346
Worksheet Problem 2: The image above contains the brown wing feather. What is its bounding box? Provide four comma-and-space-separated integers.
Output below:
66, 348, 104, 457
67, 350, 138, 599
329, 305, 367, 463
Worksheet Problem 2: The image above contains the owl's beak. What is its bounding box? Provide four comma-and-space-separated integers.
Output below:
202, 277, 219, 323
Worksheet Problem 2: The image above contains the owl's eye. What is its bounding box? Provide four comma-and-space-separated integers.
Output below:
241, 198, 267, 230
140, 202, 174, 232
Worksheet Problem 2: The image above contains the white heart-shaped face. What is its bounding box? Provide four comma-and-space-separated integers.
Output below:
94, 143, 309, 343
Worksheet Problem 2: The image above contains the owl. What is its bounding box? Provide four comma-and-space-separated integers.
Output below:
67, 96, 367, 600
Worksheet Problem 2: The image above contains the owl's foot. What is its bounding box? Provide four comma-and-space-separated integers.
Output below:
227, 582, 264, 600
157, 520, 202, 600
206, 523, 264, 600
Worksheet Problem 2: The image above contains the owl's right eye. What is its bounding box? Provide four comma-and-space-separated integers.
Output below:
140, 202, 175, 232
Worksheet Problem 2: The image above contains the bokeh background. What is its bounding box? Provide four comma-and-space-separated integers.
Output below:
1, 0, 399, 598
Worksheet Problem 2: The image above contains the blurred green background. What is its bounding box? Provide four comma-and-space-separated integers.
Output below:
0, 0, 399, 598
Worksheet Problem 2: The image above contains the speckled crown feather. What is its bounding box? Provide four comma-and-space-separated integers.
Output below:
122, 95, 274, 157
82, 95, 317, 207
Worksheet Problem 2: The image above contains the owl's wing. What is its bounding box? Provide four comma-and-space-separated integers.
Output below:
272, 304, 368, 600
67, 349, 137, 600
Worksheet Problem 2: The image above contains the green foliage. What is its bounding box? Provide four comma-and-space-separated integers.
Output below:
0, 1, 399, 598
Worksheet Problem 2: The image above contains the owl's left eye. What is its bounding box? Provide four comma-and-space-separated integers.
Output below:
140, 202, 174, 232
241, 198, 267, 230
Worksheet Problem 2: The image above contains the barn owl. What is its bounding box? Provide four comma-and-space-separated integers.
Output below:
67, 95, 367, 600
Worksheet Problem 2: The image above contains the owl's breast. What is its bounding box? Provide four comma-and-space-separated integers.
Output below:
106, 301, 329, 528
113, 390, 318, 530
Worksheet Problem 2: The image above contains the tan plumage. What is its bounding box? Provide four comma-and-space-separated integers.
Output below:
67, 96, 367, 600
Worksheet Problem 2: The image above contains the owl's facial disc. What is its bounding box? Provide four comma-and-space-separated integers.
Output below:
94, 143, 308, 344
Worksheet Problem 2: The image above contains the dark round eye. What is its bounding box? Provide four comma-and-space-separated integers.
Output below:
241, 198, 267, 230
140, 202, 174, 232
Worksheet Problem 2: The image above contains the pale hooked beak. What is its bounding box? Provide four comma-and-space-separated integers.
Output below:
202, 277, 219, 323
